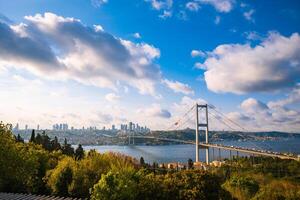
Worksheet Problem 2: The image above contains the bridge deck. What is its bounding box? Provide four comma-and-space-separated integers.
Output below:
123, 135, 298, 161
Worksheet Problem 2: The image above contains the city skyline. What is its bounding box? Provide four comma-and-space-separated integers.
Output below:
0, 0, 299, 132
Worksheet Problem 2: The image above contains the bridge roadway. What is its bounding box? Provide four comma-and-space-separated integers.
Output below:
119, 135, 298, 161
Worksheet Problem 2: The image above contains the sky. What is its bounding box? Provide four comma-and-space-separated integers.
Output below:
0, 0, 299, 132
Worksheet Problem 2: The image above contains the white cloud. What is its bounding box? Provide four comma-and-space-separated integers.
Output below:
186, 2, 200, 11
198, 0, 235, 13
0, 12, 162, 96
146, 0, 173, 10
243, 9, 255, 22
159, 10, 172, 19
163, 79, 194, 95
137, 104, 172, 118
202, 32, 300, 94
91, 0, 108, 8
105, 93, 121, 102
194, 62, 206, 70
268, 86, 300, 108
240, 98, 269, 113
191, 49, 206, 57
235, 97, 300, 132
133, 32, 141, 39
93, 24, 104, 32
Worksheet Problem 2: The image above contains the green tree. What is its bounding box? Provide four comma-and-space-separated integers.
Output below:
75, 144, 84, 160
188, 158, 193, 169
91, 169, 139, 200
30, 129, 35, 143
62, 138, 74, 156
140, 156, 145, 167
46, 157, 74, 197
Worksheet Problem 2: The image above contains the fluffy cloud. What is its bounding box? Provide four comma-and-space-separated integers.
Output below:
159, 10, 172, 19
268, 86, 300, 108
0, 12, 161, 96
198, 0, 235, 13
137, 104, 172, 118
105, 93, 121, 102
191, 49, 206, 57
240, 98, 269, 113
146, 0, 173, 10
133, 32, 141, 39
186, 2, 201, 11
201, 32, 300, 94
231, 97, 300, 132
145, 0, 173, 19
91, 0, 108, 8
163, 79, 194, 95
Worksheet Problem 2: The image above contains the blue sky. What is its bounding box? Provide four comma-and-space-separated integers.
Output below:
0, 0, 299, 132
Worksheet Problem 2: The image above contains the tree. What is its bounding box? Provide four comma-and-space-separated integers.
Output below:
62, 138, 74, 156
140, 157, 145, 167
46, 157, 74, 197
75, 144, 84, 160
50, 136, 61, 151
91, 169, 139, 200
15, 134, 24, 143
30, 129, 35, 143
187, 158, 193, 169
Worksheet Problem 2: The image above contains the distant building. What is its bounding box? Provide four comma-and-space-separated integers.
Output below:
112, 124, 115, 130
25, 124, 28, 131
14, 123, 19, 131
129, 122, 133, 131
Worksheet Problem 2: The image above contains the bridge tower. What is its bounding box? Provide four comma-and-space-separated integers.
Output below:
195, 104, 209, 164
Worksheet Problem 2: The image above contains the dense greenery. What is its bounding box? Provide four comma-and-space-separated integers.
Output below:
1, 122, 300, 199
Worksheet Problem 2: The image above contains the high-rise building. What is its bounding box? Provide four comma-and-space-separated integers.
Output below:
129, 122, 133, 131
25, 124, 28, 130
37, 124, 40, 130
112, 124, 115, 130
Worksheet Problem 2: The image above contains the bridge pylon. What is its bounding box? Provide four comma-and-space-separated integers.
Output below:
195, 103, 209, 164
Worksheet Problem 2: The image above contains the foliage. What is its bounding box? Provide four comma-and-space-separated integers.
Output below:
91, 169, 233, 200
0, 122, 61, 194
223, 175, 259, 200
74, 144, 84, 160
2, 121, 300, 200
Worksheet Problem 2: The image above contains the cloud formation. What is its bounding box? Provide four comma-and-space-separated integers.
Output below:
198, 0, 235, 13
138, 104, 172, 118
0, 12, 161, 96
163, 79, 194, 95
186, 2, 201, 11
236, 97, 300, 132
201, 32, 300, 94
105, 93, 121, 102
91, 0, 108, 8
191, 49, 206, 57
146, 0, 173, 10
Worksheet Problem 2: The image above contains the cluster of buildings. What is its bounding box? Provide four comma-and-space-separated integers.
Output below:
52, 123, 69, 131
49, 122, 150, 133
120, 122, 150, 133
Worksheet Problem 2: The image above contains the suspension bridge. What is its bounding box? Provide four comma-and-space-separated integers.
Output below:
114, 104, 299, 163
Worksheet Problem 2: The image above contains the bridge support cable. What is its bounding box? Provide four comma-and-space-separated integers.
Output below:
208, 110, 264, 151
165, 105, 195, 131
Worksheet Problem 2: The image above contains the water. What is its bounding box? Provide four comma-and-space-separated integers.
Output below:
81, 138, 300, 164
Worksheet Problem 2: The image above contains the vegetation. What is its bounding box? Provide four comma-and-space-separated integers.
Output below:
1, 122, 300, 199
